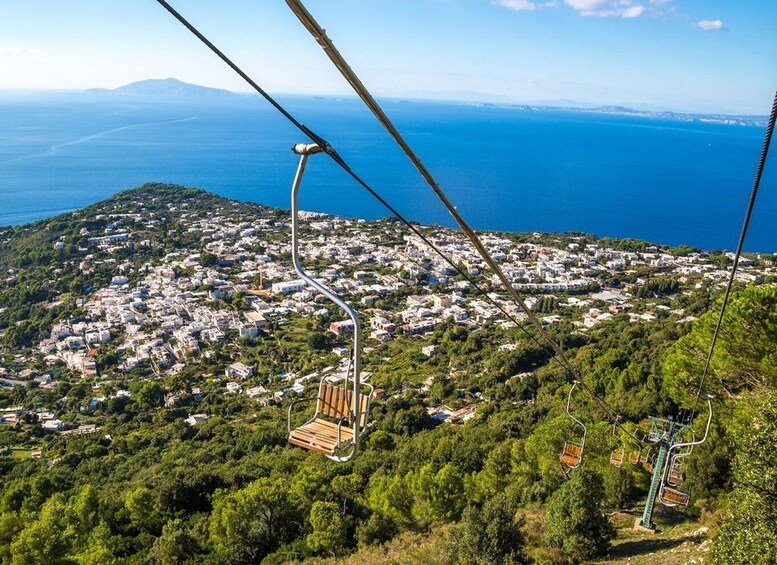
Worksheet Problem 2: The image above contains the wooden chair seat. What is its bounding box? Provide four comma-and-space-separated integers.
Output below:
288, 382, 371, 456
289, 419, 354, 456
560, 442, 583, 467
629, 452, 640, 465
661, 487, 690, 506
610, 451, 624, 467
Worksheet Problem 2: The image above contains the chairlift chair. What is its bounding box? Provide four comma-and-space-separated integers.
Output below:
560, 381, 586, 469
659, 484, 691, 507
667, 458, 684, 486
609, 418, 625, 468
659, 396, 714, 508
285, 143, 373, 462
643, 452, 655, 473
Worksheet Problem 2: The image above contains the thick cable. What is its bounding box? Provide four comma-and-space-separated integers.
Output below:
690, 89, 777, 420
155, 0, 642, 445
285, 0, 647, 442
285, 0, 575, 373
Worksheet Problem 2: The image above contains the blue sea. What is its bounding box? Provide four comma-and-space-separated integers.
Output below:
0, 92, 774, 252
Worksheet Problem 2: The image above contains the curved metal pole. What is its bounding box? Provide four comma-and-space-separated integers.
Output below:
567, 381, 587, 452
290, 143, 361, 462
662, 397, 713, 484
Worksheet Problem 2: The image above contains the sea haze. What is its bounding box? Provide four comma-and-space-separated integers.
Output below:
0, 92, 774, 252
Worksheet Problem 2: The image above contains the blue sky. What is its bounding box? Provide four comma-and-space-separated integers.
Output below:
0, 0, 774, 113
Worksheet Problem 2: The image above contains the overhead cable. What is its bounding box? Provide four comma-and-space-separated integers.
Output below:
690, 89, 777, 421
155, 0, 643, 445
284, 0, 576, 376
283, 0, 645, 442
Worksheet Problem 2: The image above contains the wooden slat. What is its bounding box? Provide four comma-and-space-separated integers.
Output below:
358, 393, 370, 427
322, 384, 334, 417
563, 443, 582, 457
662, 488, 690, 506
561, 454, 581, 467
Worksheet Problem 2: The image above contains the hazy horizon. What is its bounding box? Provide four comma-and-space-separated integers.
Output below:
0, 78, 770, 118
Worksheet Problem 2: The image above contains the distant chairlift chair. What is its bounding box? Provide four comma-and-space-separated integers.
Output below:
560, 381, 586, 469
285, 143, 374, 462
609, 418, 625, 468
666, 431, 695, 487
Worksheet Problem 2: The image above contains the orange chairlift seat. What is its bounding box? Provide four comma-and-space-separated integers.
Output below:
288, 377, 372, 458
644, 454, 655, 473
560, 381, 586, 469
285, 143, 373, 462
659, 483, 691, 507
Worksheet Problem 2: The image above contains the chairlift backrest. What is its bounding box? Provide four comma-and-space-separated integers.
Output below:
317, 382, 370, 427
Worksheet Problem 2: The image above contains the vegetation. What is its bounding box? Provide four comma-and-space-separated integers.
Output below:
0, 185, 774, 562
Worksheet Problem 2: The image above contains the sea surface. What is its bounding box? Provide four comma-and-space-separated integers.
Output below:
0, 92, 774, 252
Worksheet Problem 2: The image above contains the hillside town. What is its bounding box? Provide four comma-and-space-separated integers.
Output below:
0, 187, 775, 440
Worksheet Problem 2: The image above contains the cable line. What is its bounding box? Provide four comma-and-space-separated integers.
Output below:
285, 0, 575, 376
284, 0, 646, 443
690, 89, 777, 422
155, 0, 643, 445
153, 0, 548, 354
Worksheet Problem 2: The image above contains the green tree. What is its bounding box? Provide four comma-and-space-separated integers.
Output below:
10, 495, 71, 565
307, 501, 346, 558
449, 494, 528, 565
125, 487, 161, 534
365, 474, 414, 530
74, 521, 116, 565
68, 484, 100, 545
411, 462, 466, 525
601, 464, 635, 509
712, 389, 777, 563
151, 519, 199, 564
136, 382, 164, 409
663, 284, 777, 404
430, 375, 455, 403
545, 469, 616, 561
210, 478, 299, 564
331, 473, 361, 516
200, 251, 218, 267
307, 332, 329, 351
355, 512, 399, 548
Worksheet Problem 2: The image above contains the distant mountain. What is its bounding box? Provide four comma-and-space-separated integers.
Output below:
85, 78, 236, 97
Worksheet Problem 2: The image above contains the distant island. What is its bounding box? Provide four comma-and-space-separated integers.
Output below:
470, 101, 769, 128
85, 77, 237, 98
78, 78, 768, 127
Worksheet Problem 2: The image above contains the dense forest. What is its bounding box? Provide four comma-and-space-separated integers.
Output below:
0, 185, 775, 564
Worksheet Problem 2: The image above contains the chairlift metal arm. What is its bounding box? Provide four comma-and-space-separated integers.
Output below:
662, 398, 712, 484
668, 398, 712, 454
566, 381, 587, 450
290, 143, 362, 462
287, 395, 319, 434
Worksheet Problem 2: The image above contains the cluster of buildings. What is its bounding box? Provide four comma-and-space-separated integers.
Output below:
2, 190, 775, 438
